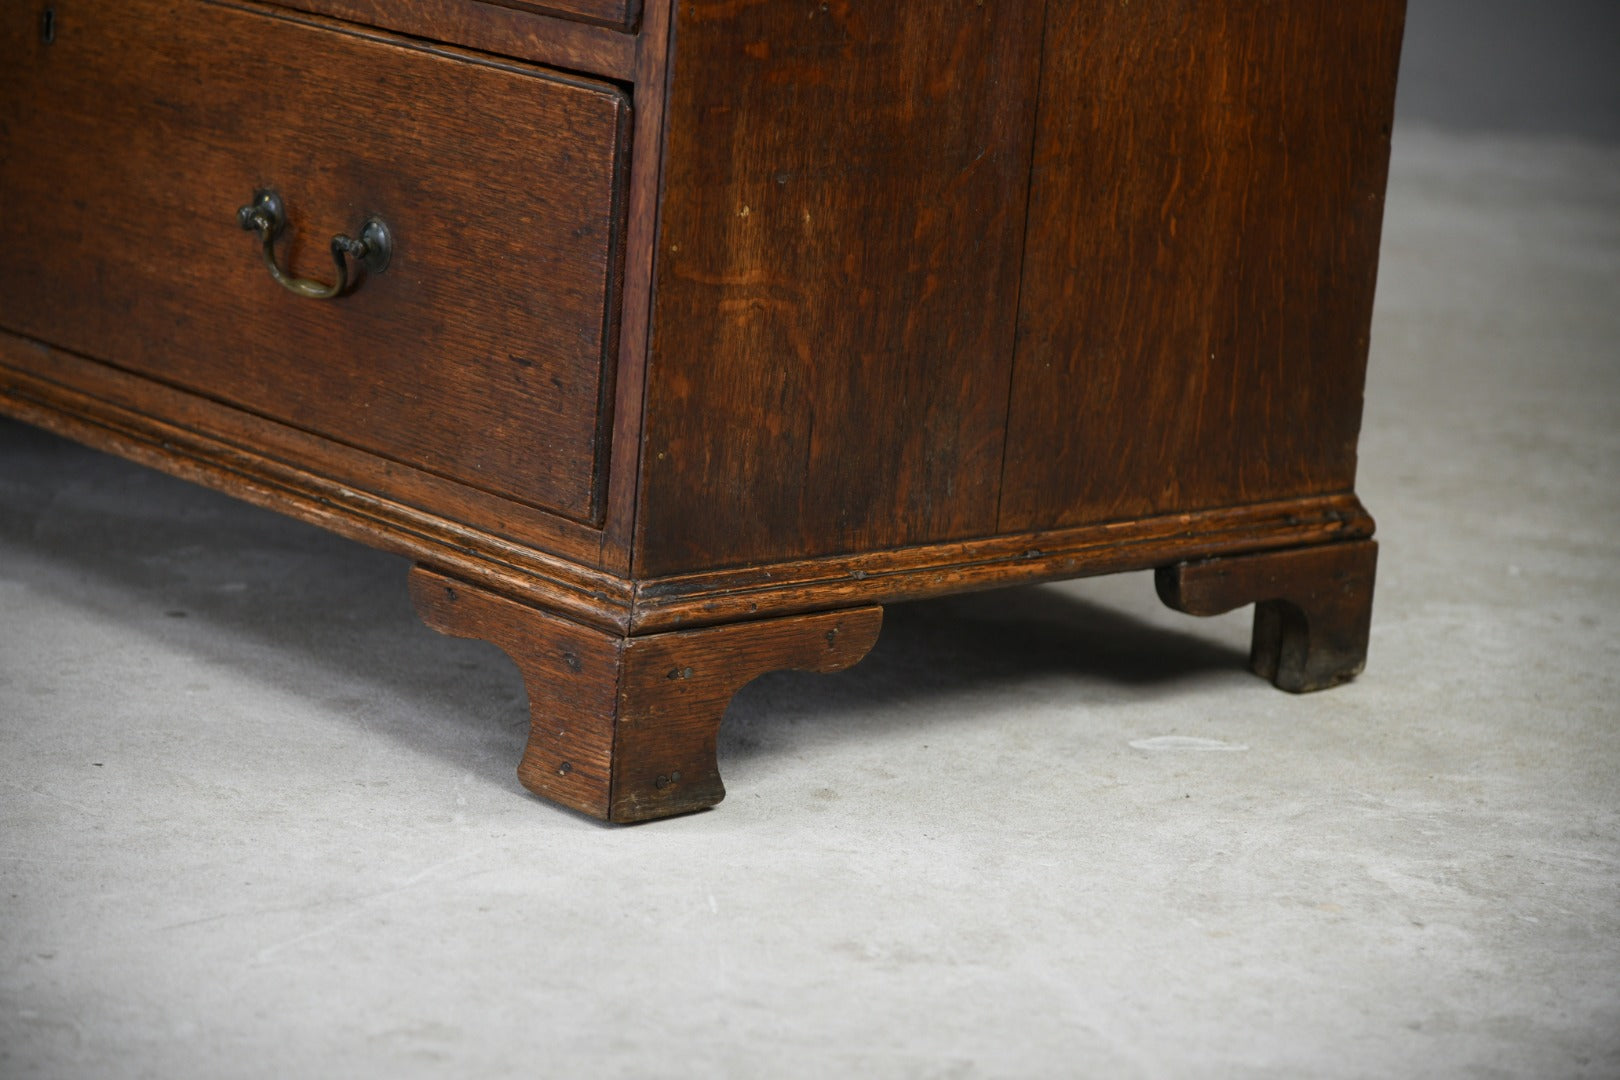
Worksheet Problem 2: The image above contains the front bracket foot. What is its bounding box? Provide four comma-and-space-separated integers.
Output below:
409, 566, 882, 822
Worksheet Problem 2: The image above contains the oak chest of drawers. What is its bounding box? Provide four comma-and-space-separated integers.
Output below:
1, 0, 1406, 821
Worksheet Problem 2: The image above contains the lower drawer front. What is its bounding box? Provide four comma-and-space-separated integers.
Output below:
0, 0, 629, 522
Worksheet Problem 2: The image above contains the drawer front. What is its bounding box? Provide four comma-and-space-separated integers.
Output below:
0, 0, 629, 523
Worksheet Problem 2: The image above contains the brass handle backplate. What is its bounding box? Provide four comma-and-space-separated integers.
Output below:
236, 190, 391, 300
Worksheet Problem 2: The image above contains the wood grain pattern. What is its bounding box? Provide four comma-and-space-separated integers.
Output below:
477, 0, 640, 32
1000, 1, 1406, 531
0, 344, 638, 630
410, 565, 881, 821
0, 335, 619, 573
1, 1, 1407, 817
264, 0, 639, 77
597, 0, 676, 573
0, 337, 1375, 639
634, 0, 1048, 575
0, 0, 630, 521
1157, 540, 1378, 692
630, 494, 1373, 634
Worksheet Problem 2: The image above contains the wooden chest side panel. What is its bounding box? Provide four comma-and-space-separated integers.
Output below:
999, 2, 1406, 531
634, 1, 1046, 576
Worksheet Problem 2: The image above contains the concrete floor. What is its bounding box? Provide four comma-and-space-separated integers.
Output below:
6, 28, 1620, 1076
3, 124, 1617, 1079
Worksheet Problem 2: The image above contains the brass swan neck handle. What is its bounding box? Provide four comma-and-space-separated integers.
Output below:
236, 190, 391, 300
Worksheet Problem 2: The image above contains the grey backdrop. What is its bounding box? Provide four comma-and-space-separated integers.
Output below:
1399, 0, 1620, 141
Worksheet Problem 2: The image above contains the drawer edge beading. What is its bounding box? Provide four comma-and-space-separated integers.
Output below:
0, 357, 635, 635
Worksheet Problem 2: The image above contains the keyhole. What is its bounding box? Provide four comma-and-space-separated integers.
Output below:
40, 6, 56, 44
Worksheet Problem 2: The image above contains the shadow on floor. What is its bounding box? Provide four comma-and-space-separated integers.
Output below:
720, 586, 1250, 765
2, 418, 1250, 789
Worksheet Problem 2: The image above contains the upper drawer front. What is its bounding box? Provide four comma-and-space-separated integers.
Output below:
0, 0, 629, 523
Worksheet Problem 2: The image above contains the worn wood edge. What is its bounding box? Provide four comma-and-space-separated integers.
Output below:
0, 362, 635, 633
597, 0, 676, 574
1, 345, 1371, 645
1154, 537, 1379, 615
1, 347, 1373, 644
255, 0, 638, 77
0, 333, 612, 562
628, 495, 1375, 633
581, 83, 637, 532
486, 0, 642, 35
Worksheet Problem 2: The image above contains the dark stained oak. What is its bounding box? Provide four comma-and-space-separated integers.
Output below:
0, 338, 1381, 646
596, 0, 676, 574
1, 1, 1407, 819
1156, 541, 1379, 693
410, 566, 882, 821
0, 0, 630, 522
264, 0, 639, 76
476, 0, 640, 32
634, 0, 1048, 575
0, 349, 638, 631
1000, 2, 1407, 531
632, 494, 1373, 634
